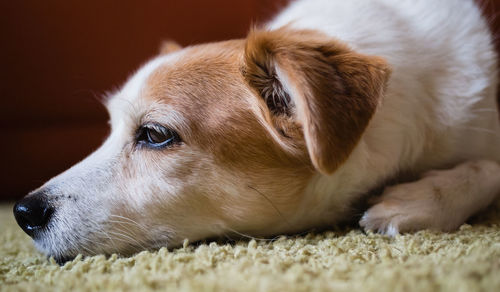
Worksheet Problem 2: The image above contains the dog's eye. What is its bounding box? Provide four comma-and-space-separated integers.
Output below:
136, 124, 181, 149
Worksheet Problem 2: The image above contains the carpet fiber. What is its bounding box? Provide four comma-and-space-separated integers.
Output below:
1, 203, 500, 291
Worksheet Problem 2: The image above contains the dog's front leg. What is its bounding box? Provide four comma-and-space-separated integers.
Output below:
359, 160, 500, 236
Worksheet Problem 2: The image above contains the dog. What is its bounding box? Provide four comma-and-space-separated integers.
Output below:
13, 0, 500, 264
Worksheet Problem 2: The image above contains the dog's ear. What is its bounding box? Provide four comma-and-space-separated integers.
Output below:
159, 40, 182, 55
243, 28, 391, 174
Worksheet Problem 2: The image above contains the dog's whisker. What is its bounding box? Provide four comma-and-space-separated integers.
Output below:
107, 219, 143, 228
106, 220, 152, 244
79, 243, 96, 256
108, 215, 147, 229
247, 185, 294, 231
91, 229, 120, 251
107, 215, 152, 237
106, 228, 149, 251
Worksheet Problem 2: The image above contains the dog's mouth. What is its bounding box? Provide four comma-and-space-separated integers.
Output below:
52, 255, 76, 266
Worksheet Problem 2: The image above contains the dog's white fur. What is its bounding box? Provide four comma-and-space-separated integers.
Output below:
270, 0, 500, 230
26, 0, 500, 261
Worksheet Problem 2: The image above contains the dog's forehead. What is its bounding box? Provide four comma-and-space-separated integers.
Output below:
104, 53, 179, 132
106, 41, 246, 128
143, 41, 246, 104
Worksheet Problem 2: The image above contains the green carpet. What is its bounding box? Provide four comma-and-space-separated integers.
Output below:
1, 202, 499, 292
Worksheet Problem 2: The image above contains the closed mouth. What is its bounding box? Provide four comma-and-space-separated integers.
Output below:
52, 254, 76, 266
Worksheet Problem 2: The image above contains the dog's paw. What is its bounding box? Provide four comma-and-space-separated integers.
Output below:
359, 201, 429, 236
360, 160, 500, 236
359, 203, 402, 236
359, 183, 439, 236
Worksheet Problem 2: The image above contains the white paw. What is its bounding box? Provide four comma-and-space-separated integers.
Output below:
360, 160, 500, 235
359, 204, 401, 236
359, 203, 420, 236
359, 183, 440, 236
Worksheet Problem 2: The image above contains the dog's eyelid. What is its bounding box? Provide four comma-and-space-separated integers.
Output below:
144, 123, 167, 134
135, 122, 182, 149
141, 122, 181, 137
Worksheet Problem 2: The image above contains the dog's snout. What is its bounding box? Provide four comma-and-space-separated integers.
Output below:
13, 193, 54, 237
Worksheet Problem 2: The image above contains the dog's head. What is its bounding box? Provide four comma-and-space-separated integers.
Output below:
13, 28, 390, 263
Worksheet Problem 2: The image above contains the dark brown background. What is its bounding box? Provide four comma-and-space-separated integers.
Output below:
0, 0, 498, 201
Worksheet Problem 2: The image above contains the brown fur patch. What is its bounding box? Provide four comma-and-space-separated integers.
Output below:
133, 27, 392, 234
142, 41, 314, 232
243, 28, 391, 174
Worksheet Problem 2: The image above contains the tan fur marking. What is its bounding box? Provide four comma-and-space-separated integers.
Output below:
142, 41, 314, 234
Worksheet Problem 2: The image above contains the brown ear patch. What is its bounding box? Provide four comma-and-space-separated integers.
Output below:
243, 35, 292, 116
243, 28, 391, 174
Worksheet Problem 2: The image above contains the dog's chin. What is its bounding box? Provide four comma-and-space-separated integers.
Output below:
34, 234, 160, 266
31, 216, 179, 265
34, 240, 78, 266
32, 229, 97, 266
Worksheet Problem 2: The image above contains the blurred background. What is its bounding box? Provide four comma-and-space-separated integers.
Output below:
0, 0, 498, 202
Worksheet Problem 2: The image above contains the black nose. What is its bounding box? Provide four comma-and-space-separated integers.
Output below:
13, 193, 54, 237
